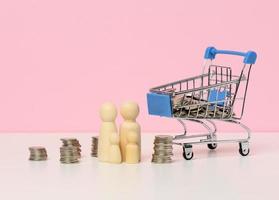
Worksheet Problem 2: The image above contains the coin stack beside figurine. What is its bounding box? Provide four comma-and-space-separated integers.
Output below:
151, 135, 173, 164
91, 136, 98, 157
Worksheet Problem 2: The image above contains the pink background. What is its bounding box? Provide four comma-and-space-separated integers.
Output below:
0, 0, 277, 132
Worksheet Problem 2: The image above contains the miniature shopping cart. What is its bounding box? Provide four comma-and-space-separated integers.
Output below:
147, 46, 257, 160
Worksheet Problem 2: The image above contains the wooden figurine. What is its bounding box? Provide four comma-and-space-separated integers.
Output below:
98, 102, 117, 162
108, 132, 122, 164
119, 101, 141, 162
125, 131, 140, 164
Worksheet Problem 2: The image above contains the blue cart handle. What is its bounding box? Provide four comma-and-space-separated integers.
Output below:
204, 46, 257, 64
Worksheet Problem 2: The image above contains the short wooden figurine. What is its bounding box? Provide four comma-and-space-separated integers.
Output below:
108, 132, 122, 164
125, 131, 140, 164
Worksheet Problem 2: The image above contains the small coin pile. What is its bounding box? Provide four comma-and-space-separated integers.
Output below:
60, 138, 81, 164
172, 94, 231, 119
151, 135, 173, 164
91, 136, 98, 157
29, 146, 48, 161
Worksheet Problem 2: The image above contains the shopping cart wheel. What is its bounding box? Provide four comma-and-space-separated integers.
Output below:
207, 143, 217, 150
239, 142, 250, 156
183, 151, 194, 160
183, 144, 194, 160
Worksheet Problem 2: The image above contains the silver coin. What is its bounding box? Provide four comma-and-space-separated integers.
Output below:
154, 139, 173, 143
60, 152, 80, 156
29, 158, 47, 161
29, 156, 47, 161
155, 135, 173, 138
29, 146, 46, 150
60, 156, 79, 160
151, 159, 172, 163
29, 150, 47, 153
153, 143, 173, 147
153, 153, 174, 157
153, 148, 173, 152
60, 160, 79, 164
30, 156, 47, 159
60, 152, 81, 157
62, 144, 81, 148
152, 153, 172, 158
60, 153, 80, 157
29, 155, 47, 158
153, 150, 173, 154
60, 157, 80, 160
152, 158, 172, 162
60, 157, 79, 160
29, 153, 47, 156
154, 138, 173, 142
60, 146, 79, 150
60, 138, 79, 141
152, 156, 172, 161
154, 146, 172, 151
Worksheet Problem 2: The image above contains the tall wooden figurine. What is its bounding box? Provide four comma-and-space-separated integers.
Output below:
125, 131, 140, 164
108, 132, 122, 164
98, 102, 117, 162
119, 101, 141, 162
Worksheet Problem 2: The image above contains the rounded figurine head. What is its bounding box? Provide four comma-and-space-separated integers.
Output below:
120, 101, 139, 121
99, 102, 117, 122
109, 132, 119, 145
127, 131, 138, 143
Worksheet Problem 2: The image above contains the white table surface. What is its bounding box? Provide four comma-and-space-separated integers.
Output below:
0, 132, 278, 200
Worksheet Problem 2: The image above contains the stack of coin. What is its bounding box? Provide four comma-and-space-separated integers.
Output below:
151, 135, 173, 164
60, 138, 81, 164
29, 146, 48, 161
91, 136, 98, 157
